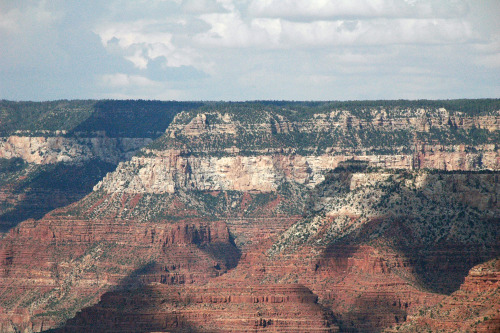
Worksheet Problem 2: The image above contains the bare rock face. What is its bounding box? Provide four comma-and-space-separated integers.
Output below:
264, 167, 499, 332
0, 215, 240, 332
94, 152, 327, 193
93, 147, 499, 196
0, 101, 499, 333
0, 100, 192, 232
0, 136, 152, 164
9, 168, 491, 333
392, 259, 500, 332
93, 105, 500, 196
51, 284, 339, 332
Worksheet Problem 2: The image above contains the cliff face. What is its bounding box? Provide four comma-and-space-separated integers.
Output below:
392, 259, 500, 332
0, 100, 196, 231
0, 136, 149, 232
2, 168, 497, 332
0, 100, 499, 332
0, 136, 152, 165
258, 167, 499, 331
0, 159, 117, 231
94, 146, 498, 195
93, 103, 499, 196
0, 216, 240, 332
271, 170, 499, 255
50, 284, 339, 333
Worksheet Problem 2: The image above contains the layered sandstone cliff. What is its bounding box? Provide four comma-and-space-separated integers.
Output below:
51, 284, 339, 332
2, 167, 497, 332
0, 100, 193, 231
0, 137, 152, 232
0, 136, 152, 165
93, 103, 499, 197
0, 216, 240, 332
392, 258, 500, 332
260, 167, 499, 331
0, 100, 499, 332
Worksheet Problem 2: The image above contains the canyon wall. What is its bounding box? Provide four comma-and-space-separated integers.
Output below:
0, 100, 498, 332
50, 284, 340, 333
392, 258, 500, 332
93, 103, 499, 196
94, 146, 498, 195
0, 136, 152, 164
0, 100, 195, 231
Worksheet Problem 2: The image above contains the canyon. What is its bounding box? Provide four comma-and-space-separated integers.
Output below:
0, 99, 498, 332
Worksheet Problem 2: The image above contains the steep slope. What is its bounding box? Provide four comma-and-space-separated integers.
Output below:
49, 284, 339, 333
0, 100, 200, 231
152, 100, 500, 170
263, 165, 499, 331
46, 167, 499, 333
0, 100, 498, 332
391, 258, 500, 332
0, 216, 241, 332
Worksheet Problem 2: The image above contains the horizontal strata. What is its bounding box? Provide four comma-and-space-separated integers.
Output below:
0, 100, 499, 332
94, 147, 499, 194
52, 284, 340, 333
0, 136, 152, 164
93, 104, 500, 195
157, 106, 500, 154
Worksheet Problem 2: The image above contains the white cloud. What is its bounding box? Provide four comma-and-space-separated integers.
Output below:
124, 50, 149, 69
98, 72, 187, 100
96, 21, 173, 48
100, 73, 159, 88
248, 0, 468, 20
94, 20, 203, 69
182, 0, 225, 13
190, 0, 475, 49
0, 0, 498, 101
195, 16, 475, 48
475, 53, 500, 68
194, 12, 277, 47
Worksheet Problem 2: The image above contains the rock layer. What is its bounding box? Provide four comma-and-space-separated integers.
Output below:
95, 146, 500, 195
51, 284, 339, 332
392, 259, 500, 332
0, 100, 499, 332
0, 136, 152, 165
0, 215, 240, 332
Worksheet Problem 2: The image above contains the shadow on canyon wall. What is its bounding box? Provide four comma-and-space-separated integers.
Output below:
44, 265, 204, 333
0, 160, 116, 232
67, 100, 202, 138
0, 101, 204, 233
317, 169, 499, 294
340, 294, 408, 333
45, 270, 336, 333
312, 169, 499, 331
44, 237, 242, 332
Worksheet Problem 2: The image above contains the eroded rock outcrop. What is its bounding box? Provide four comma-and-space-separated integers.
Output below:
0, 100, 193, 231
93, 104, 500, 196
264, 167, 499, 331
0, 216, 239, 332
392, 259, 500, 332
0, 136, 152, 164
51, 284, 339, 332
0, 100, 499, 332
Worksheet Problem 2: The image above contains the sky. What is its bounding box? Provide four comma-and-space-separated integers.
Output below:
0, 0, 499, 101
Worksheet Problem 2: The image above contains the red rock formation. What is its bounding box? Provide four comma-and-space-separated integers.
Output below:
0, 213, 240, 332
0, 102, 499, 333
228, 241, 445, 333
52, 284, 339, 332
2, 169, 499, 332
391, 259, 500, 332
